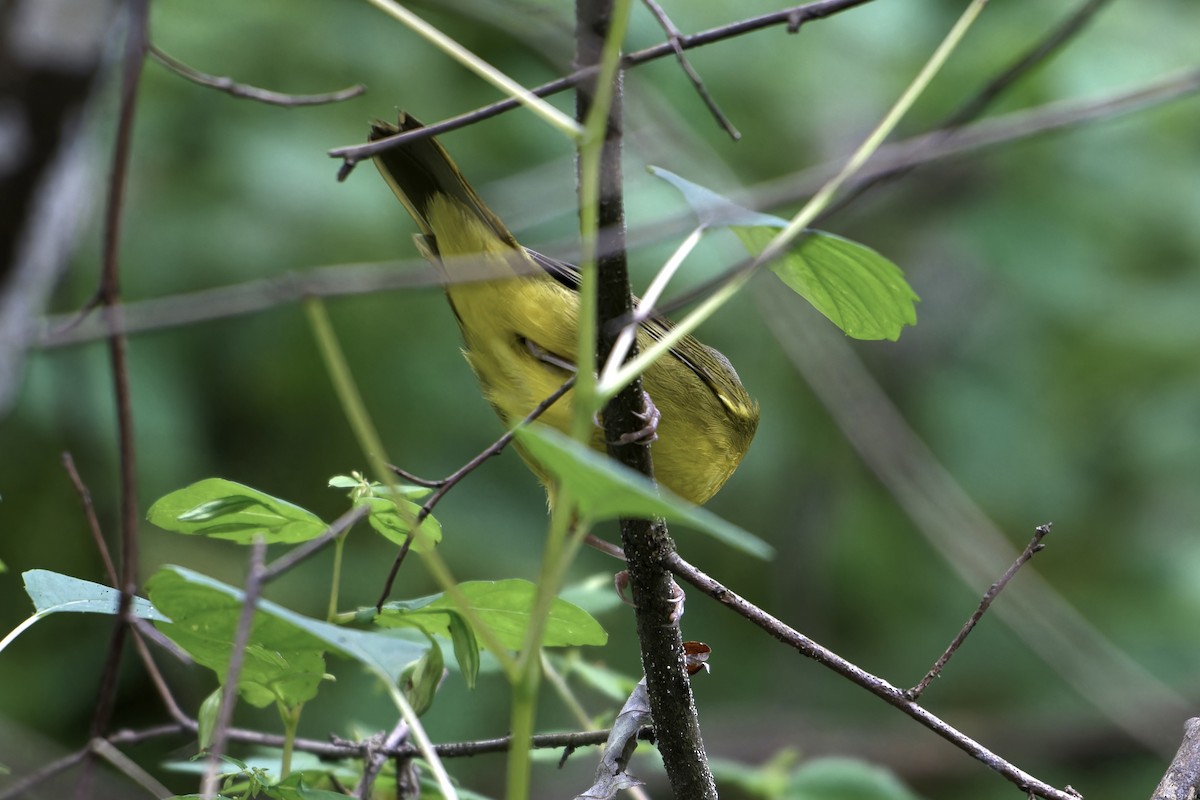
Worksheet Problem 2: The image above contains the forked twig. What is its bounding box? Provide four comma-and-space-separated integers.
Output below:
907, 524, 1053, 700
665, 551, 1082, 800
639, 0, 740, 139
330, 0, 876, 173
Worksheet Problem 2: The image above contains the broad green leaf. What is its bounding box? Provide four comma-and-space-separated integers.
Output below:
148, 479, 328, 544
736, 226, 918, 342
650, 166, 918, 341
359, 496, 442, 553
516, 424, 773, 559
147, 569, 329, 708
23, 569, 168, 620
377, 579, 608, 650
148, 568, 428, 703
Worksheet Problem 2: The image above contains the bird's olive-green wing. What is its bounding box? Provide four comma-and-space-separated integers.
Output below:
524, 249, 757, 427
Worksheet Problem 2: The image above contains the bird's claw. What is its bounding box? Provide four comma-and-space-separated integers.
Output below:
611, 390, 660, 446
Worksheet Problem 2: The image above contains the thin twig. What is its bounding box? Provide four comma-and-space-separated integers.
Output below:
639, 0, 740, 139
91, 738, 173, 799
131, 615, 193, 664
2, 749, 90, 800
0, 724, 192, 800
0, 717, 652, 800
329, 0, 876, 174
129, 626, 194, 726
354, 719, 409, 799
260, 503, 370, 582
908, 524, 1053, 700
373, 376, 576, 609
665, 552, 1082, 800
149, 44, 366, 107
78, 3, 149, 797
37, 66, 1200, 353
200, 539, 268, 797
650, 66, 1200, 323
61, 451, 118, 586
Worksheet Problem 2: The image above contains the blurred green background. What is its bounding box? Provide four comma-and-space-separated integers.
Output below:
2, 0, 1200, 798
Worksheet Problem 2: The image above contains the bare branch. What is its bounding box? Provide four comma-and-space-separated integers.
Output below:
35, 66, 1200, 354
149, 44, 366, 107
61, 452, 118, 586
261, 503, 370, 582
665, 552, 1083, 800
354, 719, 409, 799
908, 524, 1052, 700
329, 0, 877, 172
90, 738, 173, 799
638, 0, 740, 140
1151, 718, 1200, 800
78, 2, 150, 795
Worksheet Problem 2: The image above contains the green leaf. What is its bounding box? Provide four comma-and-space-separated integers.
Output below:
328, 473, 430, 500
737, 226, 918, 342
515, 424, 773, 559
148, 567, 429, 706
648, 165, 783, 228
22, 570, 168, 621
269, 773, 363, 800
147, 569, 330, 708
444, 609, 480, 689
377, 579, 608, 651
787, 757, 924, 800
650, 166, 918, 341
197, 688, 222, 750
147, 479, 328, 544
402, 638, 444, 716
359, 496, 441, 553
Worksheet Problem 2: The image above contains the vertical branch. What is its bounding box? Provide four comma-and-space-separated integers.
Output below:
576, 1, 718, 797
77, 1, 149, 797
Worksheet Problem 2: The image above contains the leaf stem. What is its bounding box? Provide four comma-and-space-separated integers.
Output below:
327, 535, 346, 623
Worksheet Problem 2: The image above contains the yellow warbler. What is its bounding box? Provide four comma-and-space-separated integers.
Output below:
369, 114, 757, 505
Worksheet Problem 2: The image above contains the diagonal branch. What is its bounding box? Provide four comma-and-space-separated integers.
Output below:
666, 552, 1083, 800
